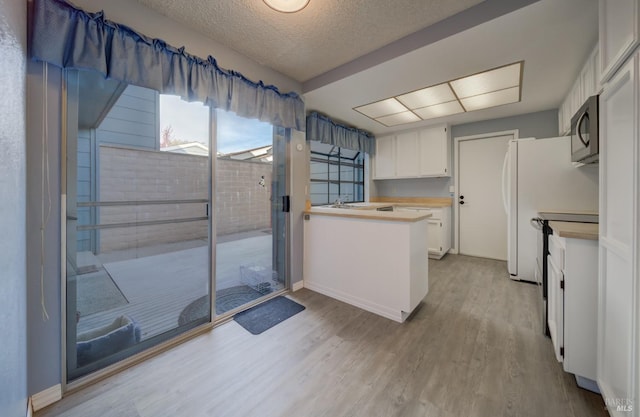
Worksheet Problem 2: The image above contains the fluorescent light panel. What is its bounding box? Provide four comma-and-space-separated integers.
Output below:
450, 62, 521, 98
353, 61, 522, 126
396, 83, 456, 109
413, 101, 464, 119
355, 98, 408, 119
460, 86, 520, 111
375, 111, 421, 127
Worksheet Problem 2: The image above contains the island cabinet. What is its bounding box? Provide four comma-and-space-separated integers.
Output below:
373, 124, 450, 179
303, 209, 430, 322
547, 229, 599, 392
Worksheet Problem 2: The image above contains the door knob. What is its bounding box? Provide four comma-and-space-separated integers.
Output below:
459, 201, 465, 205
459, 195, 464, 200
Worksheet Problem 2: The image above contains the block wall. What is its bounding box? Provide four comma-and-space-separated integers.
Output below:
98, 146, 272, 252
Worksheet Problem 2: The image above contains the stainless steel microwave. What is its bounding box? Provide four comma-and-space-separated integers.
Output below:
571, 95, 599, 164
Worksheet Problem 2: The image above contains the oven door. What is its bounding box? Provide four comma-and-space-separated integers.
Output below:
533, 218, 546, 334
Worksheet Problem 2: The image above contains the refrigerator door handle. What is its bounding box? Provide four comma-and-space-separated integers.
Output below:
501, 150, 509, 215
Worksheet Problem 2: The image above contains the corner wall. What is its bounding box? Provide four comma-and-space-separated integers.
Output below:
0, 0, 28, 415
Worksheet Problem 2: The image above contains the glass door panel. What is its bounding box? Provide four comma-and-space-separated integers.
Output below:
214, 111, 288, 316
65, 70, 212, 380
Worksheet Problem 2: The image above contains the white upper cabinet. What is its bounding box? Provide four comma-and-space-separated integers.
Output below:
558, 45, 600, 135
373, 124, 450, 180
395, 131, 420, 177
374, 135, 396, 179
599, 0, 640, 83
419, 125, 450, 177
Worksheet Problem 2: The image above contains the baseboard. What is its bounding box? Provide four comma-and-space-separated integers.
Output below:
304, 281, 404, 323
292, 280, 304, 292
26, 398, 33, 417
449, 248, 458, 254
31, 384, 62, 412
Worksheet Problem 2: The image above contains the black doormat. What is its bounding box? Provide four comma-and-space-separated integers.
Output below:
234, 296, 305, 335
178, 285, 265, 326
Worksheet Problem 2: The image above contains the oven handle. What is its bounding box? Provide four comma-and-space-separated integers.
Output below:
530, 217, 543, 230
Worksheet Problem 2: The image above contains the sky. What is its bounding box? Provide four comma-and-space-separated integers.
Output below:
159, 94, 273, 154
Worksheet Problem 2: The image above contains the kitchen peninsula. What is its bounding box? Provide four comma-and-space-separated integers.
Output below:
303, 204, 431, 322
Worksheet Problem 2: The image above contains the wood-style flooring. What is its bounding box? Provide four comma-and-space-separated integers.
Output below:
37, 254, 608, 417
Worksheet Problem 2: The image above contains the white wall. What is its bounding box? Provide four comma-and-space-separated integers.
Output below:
0, 0, 28, 415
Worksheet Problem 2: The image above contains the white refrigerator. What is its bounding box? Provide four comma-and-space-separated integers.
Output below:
502, 137, 599, 282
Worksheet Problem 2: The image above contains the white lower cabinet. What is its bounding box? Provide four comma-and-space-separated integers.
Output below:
547, 232, 599, 391
396, 206, 451, 259
426, 208, 450, 259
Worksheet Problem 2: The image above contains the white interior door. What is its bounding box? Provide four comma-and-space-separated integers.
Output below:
458, 134, 511, 260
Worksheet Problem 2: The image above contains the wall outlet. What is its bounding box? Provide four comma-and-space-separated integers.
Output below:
449, 185, 455, 193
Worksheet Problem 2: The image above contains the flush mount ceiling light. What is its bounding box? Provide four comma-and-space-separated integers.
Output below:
354, 61, 523, 127
263, 0, 310, 13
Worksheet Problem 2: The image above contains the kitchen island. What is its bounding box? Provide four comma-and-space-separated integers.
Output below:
303, 205, 431, 322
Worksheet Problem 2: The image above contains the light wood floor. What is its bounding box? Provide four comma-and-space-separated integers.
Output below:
38, 254, 608, 417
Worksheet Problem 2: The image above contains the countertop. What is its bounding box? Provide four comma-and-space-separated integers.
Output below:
549, 221, 599, 240
305, 206, 432, 222
538, 209, 599, 216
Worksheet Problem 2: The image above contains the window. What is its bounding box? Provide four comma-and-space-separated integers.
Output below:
309, 141, 365, 206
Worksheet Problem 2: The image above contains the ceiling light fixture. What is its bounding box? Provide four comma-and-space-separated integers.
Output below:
354, 61, 523, 127
263, 0, 310, 13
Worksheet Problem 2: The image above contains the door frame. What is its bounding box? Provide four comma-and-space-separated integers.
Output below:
453, 129, 518, 255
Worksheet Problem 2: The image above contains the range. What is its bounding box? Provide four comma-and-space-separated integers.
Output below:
532, 211, 599, 336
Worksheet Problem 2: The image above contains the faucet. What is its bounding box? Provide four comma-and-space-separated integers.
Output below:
333, 195, 352, 207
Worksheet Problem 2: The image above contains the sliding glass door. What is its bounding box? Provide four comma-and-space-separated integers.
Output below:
64, 70, 290, 381
65, 70, 212, 380
213, 111, 288, 316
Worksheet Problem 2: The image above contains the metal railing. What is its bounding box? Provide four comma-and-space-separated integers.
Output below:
75, 199, 209, 231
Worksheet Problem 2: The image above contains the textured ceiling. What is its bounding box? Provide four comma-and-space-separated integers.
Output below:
133, 0, 484, 82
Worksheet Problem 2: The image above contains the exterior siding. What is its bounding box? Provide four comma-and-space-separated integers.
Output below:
76, 129, 94, 251
96, 85, 158, 150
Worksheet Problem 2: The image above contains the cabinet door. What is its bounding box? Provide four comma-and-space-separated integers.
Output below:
547, 254, 564, 363
598, 53, 637, 413
599, 0, 640, 83
374, 136, 395, 178
427, 219, 442, 254
419, 125, 449, 177
395, 131, 420, 177
581, 53, 596, 99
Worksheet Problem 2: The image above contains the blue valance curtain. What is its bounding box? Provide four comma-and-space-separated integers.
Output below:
306, 112, 375, 154
31, 0, 305, 131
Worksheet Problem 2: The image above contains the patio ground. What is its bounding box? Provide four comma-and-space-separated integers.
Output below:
74, 229, 281, 341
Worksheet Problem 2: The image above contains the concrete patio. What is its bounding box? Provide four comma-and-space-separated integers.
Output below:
74, 230, 282, 341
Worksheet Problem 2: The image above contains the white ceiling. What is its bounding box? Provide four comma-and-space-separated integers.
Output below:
133, 0, 485, 83
133, 0, 598, 136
